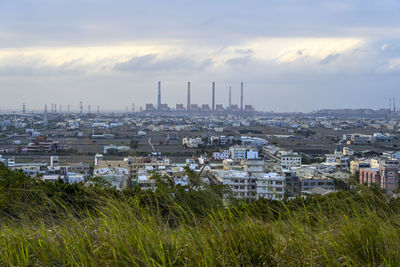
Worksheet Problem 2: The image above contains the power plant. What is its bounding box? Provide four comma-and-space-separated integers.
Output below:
145, 81, 254, 113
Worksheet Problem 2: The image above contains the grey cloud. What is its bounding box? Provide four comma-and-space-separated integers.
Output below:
225, 56, 251, 66
1, 0, 400, 111
234, 48, 254, 55
320, 53, 341, 65
0, 56, 83, 76
114, 54, 213, 72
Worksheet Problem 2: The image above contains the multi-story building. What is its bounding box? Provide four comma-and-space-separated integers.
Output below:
229, 146, 247, 161
25, 136, 59, 153
380, 167, 399, 193
245, 159, 264, 176
280, 154, 302, 169
221, 170, 254, 199
283, 170, 301, 197
350, 159, 370, 175
218, 168, 285, 200
359, 168, 380, 185
213, 150, 229, 160
254, 172, 285, 200
359, 166, 399, 193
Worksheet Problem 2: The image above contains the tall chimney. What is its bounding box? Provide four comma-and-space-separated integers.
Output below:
229, 86, 232, 110
212, 82, 215, 111
394, 97, 396, 113
157, 81, 161, 110
187, 82, 191, 111
240, 82, 244, 111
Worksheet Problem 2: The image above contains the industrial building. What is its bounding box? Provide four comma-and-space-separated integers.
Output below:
142, 81, 255, 114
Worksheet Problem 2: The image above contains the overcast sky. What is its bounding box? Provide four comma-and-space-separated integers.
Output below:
0, 0, 400, 112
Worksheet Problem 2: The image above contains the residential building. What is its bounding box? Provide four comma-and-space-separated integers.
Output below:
280, 154, 302, 169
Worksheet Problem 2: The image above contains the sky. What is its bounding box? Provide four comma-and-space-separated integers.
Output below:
0, 0, 400, 112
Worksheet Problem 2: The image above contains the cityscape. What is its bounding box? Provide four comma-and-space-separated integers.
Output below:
2, 101, 400, 196
1, 0, 400, 265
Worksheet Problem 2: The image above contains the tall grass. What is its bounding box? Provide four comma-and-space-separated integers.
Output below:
1, 186, 400, 266
1, 164, 400, 265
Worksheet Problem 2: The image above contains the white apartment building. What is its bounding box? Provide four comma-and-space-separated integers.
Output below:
254, 173, 285, 200
218, 169, 286, 200
246, 149, 259, 159
213, 150, 229, 160
280, 154, 302, 169
229, 146, 247, 161
221, 170, 255, 199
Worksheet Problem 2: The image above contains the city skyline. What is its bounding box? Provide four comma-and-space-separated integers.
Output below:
0, 0, 400, 111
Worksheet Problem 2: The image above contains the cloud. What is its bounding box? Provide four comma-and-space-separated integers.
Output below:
0, 54, 83, 76
234, 48, 254, 55
0, 0, 400, 111
320, 53, 341, 65
114, 54, 213, 72
225, 56, 251, 66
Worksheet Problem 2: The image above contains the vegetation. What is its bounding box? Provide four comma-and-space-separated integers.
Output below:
1, 163, 400, 265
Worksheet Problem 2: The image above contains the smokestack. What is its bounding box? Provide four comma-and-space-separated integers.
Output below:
157, 81, 161, 110
229, 86, 232, 109
394, 97, 396, 113
212, 82, 215, 111
240, 82, 244, 111
187, 82, 191, 111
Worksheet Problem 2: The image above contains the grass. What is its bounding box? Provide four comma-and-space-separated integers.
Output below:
1, 165, 400, 265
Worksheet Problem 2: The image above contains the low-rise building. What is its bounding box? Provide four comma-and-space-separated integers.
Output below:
301, 178, 335, 192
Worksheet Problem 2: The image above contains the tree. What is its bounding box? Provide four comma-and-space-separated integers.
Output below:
88, 176, 112, 188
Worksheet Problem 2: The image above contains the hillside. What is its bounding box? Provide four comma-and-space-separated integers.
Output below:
0, 163, 400, 266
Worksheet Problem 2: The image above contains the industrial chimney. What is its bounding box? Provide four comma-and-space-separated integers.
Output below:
157, 81, 161, 110
240, 82, 244, 111
187, 82, 191, 111
212, 82, 215, 111
229, 86, 232, 110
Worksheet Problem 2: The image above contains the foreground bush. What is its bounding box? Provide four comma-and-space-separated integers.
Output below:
1, 164, 400, 265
